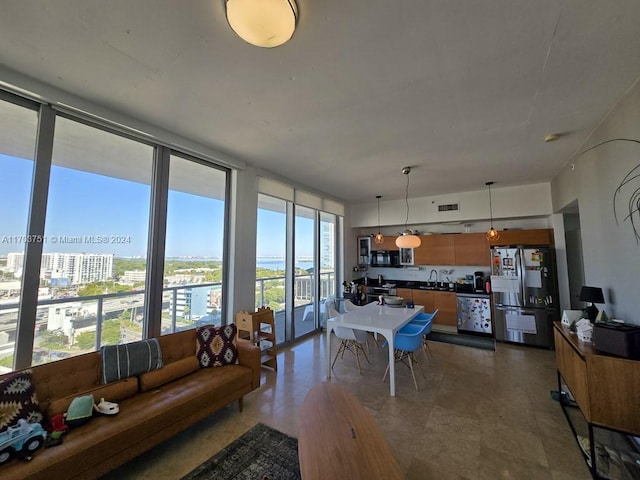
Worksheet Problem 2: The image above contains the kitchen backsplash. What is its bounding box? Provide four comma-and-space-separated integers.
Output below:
362, 265, 490, 284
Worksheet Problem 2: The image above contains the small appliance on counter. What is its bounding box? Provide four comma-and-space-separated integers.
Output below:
474, 271, 486, 293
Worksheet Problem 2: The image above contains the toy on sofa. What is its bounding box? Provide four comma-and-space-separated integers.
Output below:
0, 419, 47, 465
94, 398, 119, 415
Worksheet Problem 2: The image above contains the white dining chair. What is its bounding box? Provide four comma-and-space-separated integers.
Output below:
327, 304, 370, 374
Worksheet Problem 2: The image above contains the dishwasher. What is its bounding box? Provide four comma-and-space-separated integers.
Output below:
456, 293, 493, 335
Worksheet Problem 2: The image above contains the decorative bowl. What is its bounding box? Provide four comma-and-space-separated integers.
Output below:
383, 296, 404, 306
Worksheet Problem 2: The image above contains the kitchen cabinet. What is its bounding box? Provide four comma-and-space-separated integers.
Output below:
414, 235, 455, 265
433, 291, 457, 327
396, 288, 414, 302
489, 229, 554, 246
371, 235, 398, 251
357, 236, 371, 265
453, 233, 490, 266
412, 290, 434, 313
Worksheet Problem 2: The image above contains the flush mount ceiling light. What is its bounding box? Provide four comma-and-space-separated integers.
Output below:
485, 181, 500, 242
374, 195, 384, 244
225, 0, 298, 48
396, 167, 422, 249
544, 133, 562, 143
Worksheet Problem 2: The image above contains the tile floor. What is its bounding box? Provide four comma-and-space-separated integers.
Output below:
102, 332, 592, 479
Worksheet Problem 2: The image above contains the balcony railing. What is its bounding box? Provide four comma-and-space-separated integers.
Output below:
0, 271, 335, 369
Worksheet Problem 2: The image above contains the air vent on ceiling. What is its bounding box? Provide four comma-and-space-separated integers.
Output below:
438, 203, 460, 212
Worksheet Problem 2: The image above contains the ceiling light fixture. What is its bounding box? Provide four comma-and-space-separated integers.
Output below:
396, 167, 421, 249
374, 195, 384, 244
544, 133, 562, 143
225, 0, 298, 48
485, 181, 500, 242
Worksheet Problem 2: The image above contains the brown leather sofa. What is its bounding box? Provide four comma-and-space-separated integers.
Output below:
1, 329, 261, 480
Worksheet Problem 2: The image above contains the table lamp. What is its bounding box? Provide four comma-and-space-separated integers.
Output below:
579, 286, 604, 322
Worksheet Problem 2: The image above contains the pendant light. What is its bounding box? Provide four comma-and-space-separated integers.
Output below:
225, 0, 298, 48
396, 167, 422, 248
374, 195, 384, 244
486, 181, 500, 241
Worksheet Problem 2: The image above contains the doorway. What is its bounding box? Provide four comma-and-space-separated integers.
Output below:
563, 202, 585, 310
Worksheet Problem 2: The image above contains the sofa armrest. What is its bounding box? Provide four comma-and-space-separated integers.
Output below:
237, 339, 261, 390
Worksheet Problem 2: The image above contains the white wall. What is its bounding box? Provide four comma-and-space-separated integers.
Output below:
551, 79, 640, 324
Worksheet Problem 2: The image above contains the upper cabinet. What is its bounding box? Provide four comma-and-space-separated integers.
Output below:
371, 235, 398, 251
414, 235, 455, 265
357, 236, 371, 265
489, 229, 554, 246
453, 233, 490, 266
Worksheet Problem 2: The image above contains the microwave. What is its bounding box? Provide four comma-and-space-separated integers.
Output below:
370, 250, 400, 267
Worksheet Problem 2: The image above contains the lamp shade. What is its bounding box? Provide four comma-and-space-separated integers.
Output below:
226, 0, 298, 48
579, 286, 604, 304
396, 232, 421, 248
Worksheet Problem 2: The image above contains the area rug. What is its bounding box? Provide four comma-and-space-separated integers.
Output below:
181, 423, 301, 480
427, 331, 496, 351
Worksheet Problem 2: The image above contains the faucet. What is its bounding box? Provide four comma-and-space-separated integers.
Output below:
429, 269, 437, 282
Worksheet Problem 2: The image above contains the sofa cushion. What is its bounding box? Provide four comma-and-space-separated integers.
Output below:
46, 376, 138, 418
0, 369, 44, 432
196, 324, 239, 367
138, 356, 200, 392
101, 338, 163, 384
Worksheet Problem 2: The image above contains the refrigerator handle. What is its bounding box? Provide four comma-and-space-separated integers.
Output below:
516, 249, 526, 306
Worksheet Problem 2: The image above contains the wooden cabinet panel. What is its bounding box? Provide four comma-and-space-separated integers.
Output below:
554, 328, 590, 420
489, 229, 554, 246
371, 236, 398, 251
412, 290, 433, 313
396, 288, 413, 302
433, 291, 457, 326
453, 233, 490, 266
414, 235, 455, 265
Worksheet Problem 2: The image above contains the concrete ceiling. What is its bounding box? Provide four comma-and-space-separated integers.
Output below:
1, 0, 639, 204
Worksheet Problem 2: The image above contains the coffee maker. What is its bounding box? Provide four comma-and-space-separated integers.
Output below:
474, 271, 486, 293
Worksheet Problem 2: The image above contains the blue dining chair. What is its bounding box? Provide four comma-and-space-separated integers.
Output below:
409, 309, 438, 361
382, 321, 431, 390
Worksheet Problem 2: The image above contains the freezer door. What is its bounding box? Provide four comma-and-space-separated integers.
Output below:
521, 247, 557, 309
490, 248, 524, 307
494, 306, 555, 348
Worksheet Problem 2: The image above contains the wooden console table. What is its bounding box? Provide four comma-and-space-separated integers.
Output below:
297, 382, 403, 480
553, 322, 640, 477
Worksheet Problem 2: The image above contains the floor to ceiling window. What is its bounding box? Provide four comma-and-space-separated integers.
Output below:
0, 97, 38, 371
294, 205, 317, 338
162, 154, 228, 334
37, 116, 153, 361
0, 88, 232, 372
255, 194, 288, 343
319, 212, 337, 327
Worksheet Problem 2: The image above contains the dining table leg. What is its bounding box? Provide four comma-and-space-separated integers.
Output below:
326, 325, 333, 379
387, 331, 396, 396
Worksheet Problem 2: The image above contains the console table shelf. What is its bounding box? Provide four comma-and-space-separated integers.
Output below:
553, 322, 640, 478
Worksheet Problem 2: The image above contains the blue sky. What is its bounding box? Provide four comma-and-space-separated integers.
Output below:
1, 154, 312, 258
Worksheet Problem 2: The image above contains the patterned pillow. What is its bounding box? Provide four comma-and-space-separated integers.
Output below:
0, 370, 44, 433
196, 324, 239, 368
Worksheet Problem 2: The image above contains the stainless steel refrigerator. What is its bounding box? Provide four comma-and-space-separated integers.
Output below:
491, 246, 559, 348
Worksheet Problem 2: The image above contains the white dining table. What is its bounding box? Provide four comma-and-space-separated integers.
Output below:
326, 302, 424, 396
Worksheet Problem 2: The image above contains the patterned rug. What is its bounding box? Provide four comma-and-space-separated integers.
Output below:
181, 423, 301, 480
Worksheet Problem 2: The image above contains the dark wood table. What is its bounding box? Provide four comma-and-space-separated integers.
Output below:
297, 382, 403, 480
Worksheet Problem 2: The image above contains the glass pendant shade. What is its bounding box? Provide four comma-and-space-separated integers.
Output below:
396, 231, 421, 248
485, 181, 500, 241
226, 0, 298, 48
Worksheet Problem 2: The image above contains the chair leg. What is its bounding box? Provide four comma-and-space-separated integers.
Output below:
354, 343, 362, 374
332, 340, 346, 369
382, 362, 390, 383
359, 342, 371, 364
408, 352, 419, 390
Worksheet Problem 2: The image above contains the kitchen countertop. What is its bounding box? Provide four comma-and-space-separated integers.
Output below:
359, 279, 490, 294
